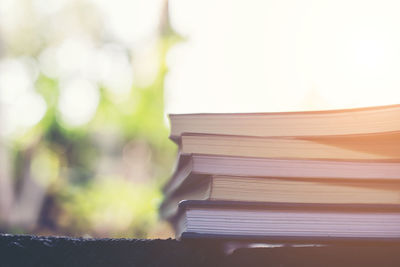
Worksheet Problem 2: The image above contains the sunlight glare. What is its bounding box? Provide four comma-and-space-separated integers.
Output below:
167, 0, 400, 113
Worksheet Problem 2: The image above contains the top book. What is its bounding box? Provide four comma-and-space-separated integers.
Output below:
169, 104, 400, 142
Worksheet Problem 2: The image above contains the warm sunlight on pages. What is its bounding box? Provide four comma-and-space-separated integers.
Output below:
166, 0, 400, 114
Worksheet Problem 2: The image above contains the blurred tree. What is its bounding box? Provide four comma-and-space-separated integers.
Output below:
0, 0, 179, 237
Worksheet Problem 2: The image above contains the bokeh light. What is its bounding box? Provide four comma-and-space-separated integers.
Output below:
58, 78, 100, 127
0, 0, 175, 238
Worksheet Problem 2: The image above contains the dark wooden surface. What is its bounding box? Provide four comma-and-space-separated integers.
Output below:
1, 234, 400, 267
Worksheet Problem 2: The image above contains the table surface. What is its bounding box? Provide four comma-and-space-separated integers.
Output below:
1, 234, 400, 267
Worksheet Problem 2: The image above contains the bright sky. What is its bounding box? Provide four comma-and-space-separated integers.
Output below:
166, 0, 400, 113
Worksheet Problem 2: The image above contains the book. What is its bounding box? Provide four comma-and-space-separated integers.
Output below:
160, 176, 400, 220
164, 154, 400, 196
169, 104, 400, 142
163, 104, 400, 241
175, 200, 400, 241
180, 132, 400, 160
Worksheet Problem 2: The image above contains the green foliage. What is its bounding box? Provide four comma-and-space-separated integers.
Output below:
3, 12, 180, 237
59, 177, 161, 238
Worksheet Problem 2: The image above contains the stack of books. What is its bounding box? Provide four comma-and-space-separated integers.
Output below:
160, 104, 400, 241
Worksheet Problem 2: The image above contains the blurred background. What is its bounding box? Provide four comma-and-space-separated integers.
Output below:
0, 0, 177, 238
1, 0, 400, 238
